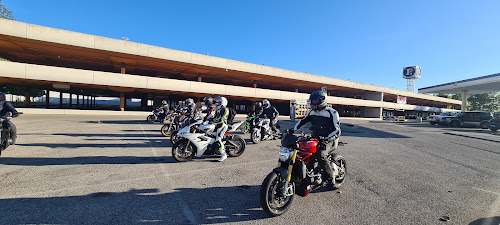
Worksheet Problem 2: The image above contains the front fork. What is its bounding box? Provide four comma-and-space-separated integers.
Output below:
277, 149, 298, 197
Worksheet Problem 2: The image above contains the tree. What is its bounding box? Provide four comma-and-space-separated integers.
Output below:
468, 92, 500, 112
0, 0, 14, 20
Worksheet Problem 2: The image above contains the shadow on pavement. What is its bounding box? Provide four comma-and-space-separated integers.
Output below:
17, 140, 173, 149
342, 125, 410, 139
0, 187, 268, 224
0, 156, 177, 166
469, 216, 500, 225
82, 120, 149, 125
52, 133, 165, 138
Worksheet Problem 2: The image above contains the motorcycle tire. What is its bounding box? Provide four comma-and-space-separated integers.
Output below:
260, 172, 295, 217
147, 115, 155, 123
172, 139, 196, 162
160, 124, 170, 137
240, 124, 250, 134
226, 135, 246, 157
329, 154, 346, 190
251, 129, 261, 144
170, 130, 181, 145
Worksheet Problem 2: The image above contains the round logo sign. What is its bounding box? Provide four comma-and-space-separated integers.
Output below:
403, 67, 415, 77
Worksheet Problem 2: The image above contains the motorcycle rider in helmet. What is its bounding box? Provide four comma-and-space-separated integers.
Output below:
248, 101, 263, 117
159, 100, 170, 121
212, 96, 229, 162
0, 92, 19, 145
203, 96, 216, 122
184, 98, 197, 122
260, 99, 280, 134
293, 90, 341, 183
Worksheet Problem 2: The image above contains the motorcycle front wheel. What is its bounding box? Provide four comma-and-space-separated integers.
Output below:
160, 124, 171, 137
170, 130, 181, 145
172, 139, 196, 162
147, 115, 155, 123
225, 135, 246, 157
260, 172, 295, 217
251, 128, 261, 144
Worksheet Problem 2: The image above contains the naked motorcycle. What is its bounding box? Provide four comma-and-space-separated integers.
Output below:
259, 128, 346, 217
171, 120, 246, 162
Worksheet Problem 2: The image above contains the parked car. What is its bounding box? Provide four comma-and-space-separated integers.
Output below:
448, 111, 493, 128
428, 111, 456, 125
438, 112, 461, 126
488, 113, 500, 131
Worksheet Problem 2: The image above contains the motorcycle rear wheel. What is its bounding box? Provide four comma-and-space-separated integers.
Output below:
172, 139, 196, 162
260, 172, 295, 217
147, 115, 155, 123
329, 154, 346, 189
225, 135, 246, 157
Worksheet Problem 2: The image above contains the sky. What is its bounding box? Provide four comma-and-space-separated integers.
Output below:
4, 0, 500, 92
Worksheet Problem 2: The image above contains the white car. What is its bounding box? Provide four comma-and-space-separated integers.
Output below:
428, 112, 456, 125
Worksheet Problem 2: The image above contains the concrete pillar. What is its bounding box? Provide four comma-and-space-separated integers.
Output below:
197, 73, 202, 109
253, 80, 257, 111
120, 93, 125, 111
121, 62, 126, 74
69, 93, 72, 108
141, 95, 148, 108
45, 90, 50, 108
82, 95, 85, 108
76, 95, 80, 108
59, 92, 63, 108
295, 87, 298, 93
461, 90, 467, 112
25, 91, 31, 107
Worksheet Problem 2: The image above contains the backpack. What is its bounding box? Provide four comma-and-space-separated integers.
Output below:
227, 108, 237, 124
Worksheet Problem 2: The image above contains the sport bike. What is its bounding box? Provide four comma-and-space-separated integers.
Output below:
259, 128, 346, 216
171, 120, 246, 162
251, 117, 280, 144
240, 114, 257, 134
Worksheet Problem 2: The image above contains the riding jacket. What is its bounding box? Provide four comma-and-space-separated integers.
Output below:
294, 107, 340, 139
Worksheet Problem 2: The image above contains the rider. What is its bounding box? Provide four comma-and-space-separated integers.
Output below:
184, 98, 197, 122
212, 96, 229, 162
203, 96, 216, 122
248, 101, 263, 117
0, 92, 19, 145
293, 90, 341, 183
159, 100, 170, 120
260, 99, 280, 133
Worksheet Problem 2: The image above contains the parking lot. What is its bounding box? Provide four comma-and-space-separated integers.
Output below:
1, 115, 499, 224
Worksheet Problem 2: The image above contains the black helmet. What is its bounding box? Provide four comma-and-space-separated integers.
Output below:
203, 96, 213, 106
0, 92, 6, 104
309, 90, 327, 111
162, 100, 167, 105
254, 102, 262, 108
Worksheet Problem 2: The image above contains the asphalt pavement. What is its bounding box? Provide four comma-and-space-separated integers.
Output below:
0, 115, 499, 224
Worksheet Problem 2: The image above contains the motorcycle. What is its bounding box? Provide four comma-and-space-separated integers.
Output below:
160, 111, 188, 138
259, 128, 346, 217
0, 112, 22, 156
147, 108, 167, 123
239, 114, 257, 134
251, 117, 281, 144
171, 120, 246, 162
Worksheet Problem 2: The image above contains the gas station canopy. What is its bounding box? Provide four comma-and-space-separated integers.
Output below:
419, 73, 500, 95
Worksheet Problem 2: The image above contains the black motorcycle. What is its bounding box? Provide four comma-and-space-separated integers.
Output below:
147, 108, 168, 123
0, 112, 22, 156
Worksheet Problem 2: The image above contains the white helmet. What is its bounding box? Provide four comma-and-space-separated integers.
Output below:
162, 100, 167, 105
185, 98, 194, 106
214, 96, 228, 109
262, 99, 270, 108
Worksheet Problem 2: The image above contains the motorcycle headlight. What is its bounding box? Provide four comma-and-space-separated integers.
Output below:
279, 147, 292, 162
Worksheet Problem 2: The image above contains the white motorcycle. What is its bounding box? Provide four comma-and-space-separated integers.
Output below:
251, 117, 280, 144
172, 120, 246, 162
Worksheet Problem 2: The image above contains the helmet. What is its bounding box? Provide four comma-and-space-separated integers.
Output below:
162, 100, 167, 105
262, 99, 270, 108
0, 92, 5, 104
185, 98, 194, 106
214, 96, 228, 109
254, 102, 262, 108
309, 90, 327, 111
203, 96, 213, 106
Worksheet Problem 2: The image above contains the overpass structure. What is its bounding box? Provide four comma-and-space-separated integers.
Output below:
419, 73, 500, 111
0, 19, 460, 118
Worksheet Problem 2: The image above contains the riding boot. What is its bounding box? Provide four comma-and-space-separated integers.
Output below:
218, 149, 227, 162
